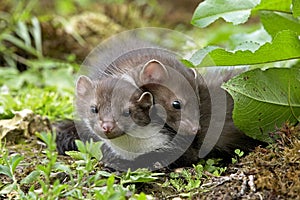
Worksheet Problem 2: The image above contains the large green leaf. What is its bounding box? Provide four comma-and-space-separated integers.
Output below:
229, 27, 271, 52
293, 0, 300, 17
191, 0, 260, 28
187, 30, 300, 67
260, 11, 300, 37
222, 68, 300, 142
254, 0, 292, 13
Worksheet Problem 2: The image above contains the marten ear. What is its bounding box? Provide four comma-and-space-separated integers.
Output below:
140, 59, 169, 84
137, 92, 153, 107
189, 68, 198, 79
76, 75, 93, 97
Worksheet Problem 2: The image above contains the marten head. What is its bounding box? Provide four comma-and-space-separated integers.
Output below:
137, 58, 200, 136
75, 76, 157, 139
75, 75, 173, 160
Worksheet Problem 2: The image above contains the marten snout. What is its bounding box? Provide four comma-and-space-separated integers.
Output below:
101, 121, 115, 133
99, 120, 124, 139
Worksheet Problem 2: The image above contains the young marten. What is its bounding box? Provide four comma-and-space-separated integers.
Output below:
55, 36, 264, 171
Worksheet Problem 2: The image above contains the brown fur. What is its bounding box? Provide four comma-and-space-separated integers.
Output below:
55, 40, 265, 170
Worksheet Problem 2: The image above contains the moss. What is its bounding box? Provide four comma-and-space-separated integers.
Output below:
253, 124, 300, 198
239, 124, 300, 199
194, 124, 299, 199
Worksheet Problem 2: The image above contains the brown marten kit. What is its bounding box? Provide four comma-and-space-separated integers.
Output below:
55, 35, 264, 171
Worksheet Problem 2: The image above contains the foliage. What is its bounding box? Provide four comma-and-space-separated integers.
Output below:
66, 139, 103, 161
0, 24, 77, 121
0, 154, 24, 195
189, 0, 300, 67
0, 17, 77, 90
223, 68, 300, 142
189, 0, 300, 141
192, 0, 294, 28
1, 1, 45, 68
186, 30, 300, 67
164, 159, 226, 197
0, 132, 228, 199
191, 0, 260, 28
121, 169, 164, 185
231, 149, 244, 164
0, 132, 147, 199
0, 86, 73, 120
0, 0, 78, 121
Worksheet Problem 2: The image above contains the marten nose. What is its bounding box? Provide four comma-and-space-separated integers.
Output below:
102, 121, 114, 133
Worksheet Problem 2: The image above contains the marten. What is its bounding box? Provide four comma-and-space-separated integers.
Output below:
54, 35, 264, 171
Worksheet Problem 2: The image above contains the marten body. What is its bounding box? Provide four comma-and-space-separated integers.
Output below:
55, 38, 263, 171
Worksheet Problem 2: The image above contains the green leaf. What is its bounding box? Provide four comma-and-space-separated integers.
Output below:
11, 155, 23, 173
254, 0, 292, 13
136, 193, 147, 200
16, 21, 31, 47
106, 175, 115, 188
234, 149, 244, 157
0, 183, 17, 195
222, 68, 300, 142
191, 0, 260, 28
0, 165, 12, 178
30, 17, 43, 58
188, 30, 300, 67
121, 169, 163, 185
37, 132, 52, 147
2, 33, 38, 57
293, 0, 300, 17
97, 170, 112, 178
65, 151, 85, 160
229, 27, 272, 52
181, 46, 219, 67
75, 140, 86, 153
260, 11, 300, 37
86, 141, 103, 161
20, 170, 41, 185
54, 163, 72, 174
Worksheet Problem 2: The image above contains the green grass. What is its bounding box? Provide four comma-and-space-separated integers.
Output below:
0, 86, 74, 120
0, 132, 227, 199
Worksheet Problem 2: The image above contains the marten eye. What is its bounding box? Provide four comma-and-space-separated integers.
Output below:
172, 100, 181, 109
122, 109, 131, 117
90, 105, 98, 114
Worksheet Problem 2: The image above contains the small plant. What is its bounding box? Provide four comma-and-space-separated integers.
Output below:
0, 139, 6, 164
201, 159, 227, 176
120, 168, 164, 185
94, 175, 128, 200
66, 139, 103, 173
165, 158, 226, 196
0, 132, 147, 199
169, 168, 202, 193
0, 154, 24, 195
35, 132, 66, 199
231, 149, 245, 164
0, 87, 74, 120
